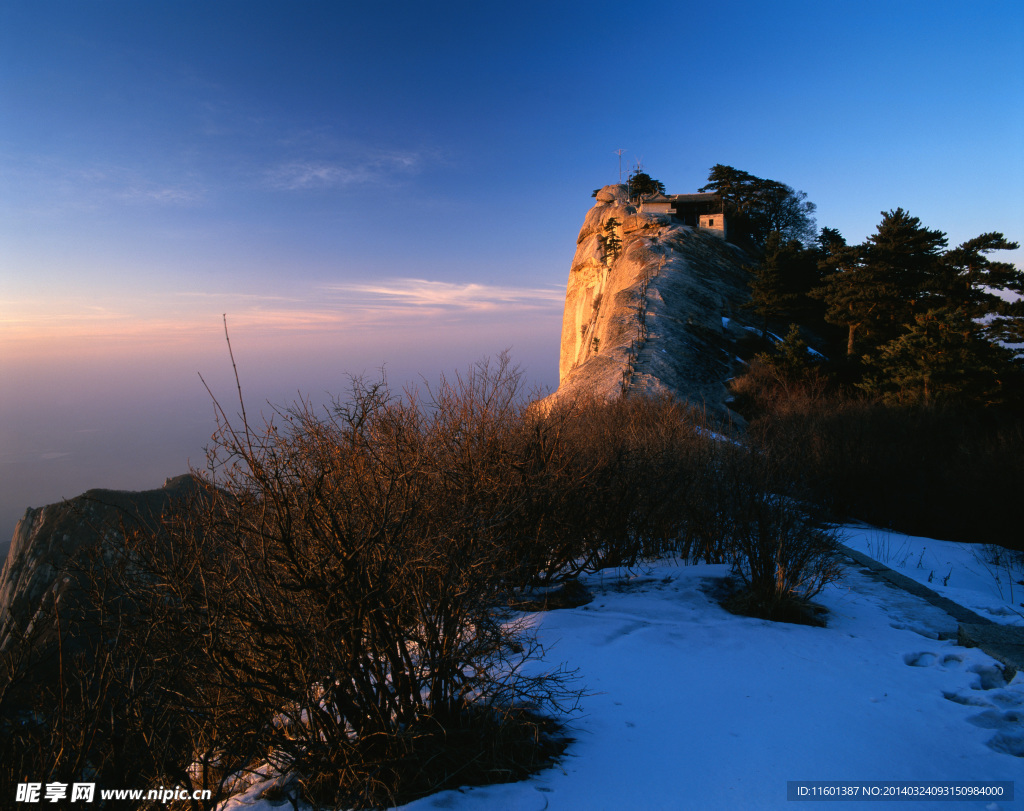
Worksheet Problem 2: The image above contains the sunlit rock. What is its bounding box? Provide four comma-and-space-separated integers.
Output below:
544, 184, 754, 421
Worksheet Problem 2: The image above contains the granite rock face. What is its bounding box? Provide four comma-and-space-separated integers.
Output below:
0, 474, 203, 655
544, 184, 754, 422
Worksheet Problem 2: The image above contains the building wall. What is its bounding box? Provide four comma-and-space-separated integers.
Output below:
642, 202, 674, 215
699, 213, 726, 237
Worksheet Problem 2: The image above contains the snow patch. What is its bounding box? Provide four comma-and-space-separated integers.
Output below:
220, 529, 1024, 810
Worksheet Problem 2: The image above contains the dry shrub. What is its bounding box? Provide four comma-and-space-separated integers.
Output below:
728, 354, 832, 418
0, 499, 214, 810
131, 353, 580, 809
714, 448, 843, 622
1, 353, 862, 810
743, 386, 1024, 551
539, 393, 716, 573
528, 392, 844, 622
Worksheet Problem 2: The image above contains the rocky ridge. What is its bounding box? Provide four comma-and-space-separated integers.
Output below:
545, 184, 755, 422
1, 186, 759, 651
0, 474, 201, 656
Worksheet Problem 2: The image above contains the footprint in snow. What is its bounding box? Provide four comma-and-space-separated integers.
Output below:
967, 663, 1008, 691
914, 655, 1007, 688
967, 709, 1024, 757
903, 651, 963, 669
966, 709, 1023, 729
602, 620, 650, 644
943, 673, 1024, 757
943, 690, 992, 708
991, 692, 1024, 708
986, 731, 1024, 757
903, 652, 937, 667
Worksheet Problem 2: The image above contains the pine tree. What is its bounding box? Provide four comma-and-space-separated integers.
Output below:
858, 307, 1019, 406
936, 232, 1023, 344
626, 170, 665, 200
599, 218, 622, 265
699, 164, 760, 214
815, 227, 848, 266
865, 208, 947, 310
757, 322, 820, 380
745, 232, 818, 336
810, 241, 869, 359
700, 165, 816, 247
813, 209, 947, 358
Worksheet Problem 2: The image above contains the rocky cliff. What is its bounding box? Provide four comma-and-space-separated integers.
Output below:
0, 475, 202, 656
545, 184, 755, 422
0, 187, 759, 652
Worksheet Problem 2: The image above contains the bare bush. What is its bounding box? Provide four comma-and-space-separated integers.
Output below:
1, 351, 860, 809
718, 449, 844, 622
525, 392, 843, 621
543, 394, 717, 573
0, 513, 213, 810
558, 390, 844, 619
132, 352, 580, 809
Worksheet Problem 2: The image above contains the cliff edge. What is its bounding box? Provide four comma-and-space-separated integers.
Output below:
0, 474, 202, 656
544, 184, 755, 422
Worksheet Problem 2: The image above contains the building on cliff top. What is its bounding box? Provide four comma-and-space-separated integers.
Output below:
640, 192, 726, 238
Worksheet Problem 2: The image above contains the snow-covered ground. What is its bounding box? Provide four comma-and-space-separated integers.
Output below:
223, 528, 1024, 811
843, 526, 1024, 627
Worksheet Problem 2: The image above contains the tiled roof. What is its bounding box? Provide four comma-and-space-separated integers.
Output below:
667, 193, 721, 203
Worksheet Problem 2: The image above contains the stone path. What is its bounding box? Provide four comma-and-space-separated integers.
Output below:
840, 543, 1024, 681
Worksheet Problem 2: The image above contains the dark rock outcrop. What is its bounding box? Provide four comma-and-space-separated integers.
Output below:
0, 474, 203, 655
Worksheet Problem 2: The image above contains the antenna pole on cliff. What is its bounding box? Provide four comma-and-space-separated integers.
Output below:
614, 149, 626, 183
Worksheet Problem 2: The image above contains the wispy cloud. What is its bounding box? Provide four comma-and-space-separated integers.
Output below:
264, 147, 436, 191
325, 278, 564, 313
187, 279, 563, 335
175, 292, 306, 304
265, 161, 368, 190
1, 278, 563, 351
113, 182, 205, 205
1, 153, 206, 211
75, 163, 206, 205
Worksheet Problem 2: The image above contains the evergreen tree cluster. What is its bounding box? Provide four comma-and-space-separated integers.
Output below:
700, 164, 818, 247
745, 204, 1023, 408
592, 161, 1021, 407
598, 217, 622, 264
626, 169, 665, 200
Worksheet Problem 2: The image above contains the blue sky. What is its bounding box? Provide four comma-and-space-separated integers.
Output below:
1, 0, 1023, 544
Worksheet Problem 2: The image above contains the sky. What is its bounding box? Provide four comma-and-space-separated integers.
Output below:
2, 0, 1023, 548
